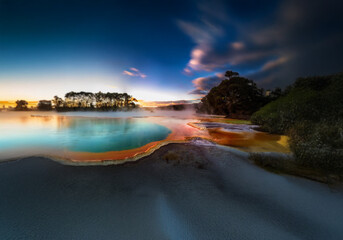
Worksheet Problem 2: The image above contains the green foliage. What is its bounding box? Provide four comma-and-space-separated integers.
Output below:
251, 73, 343, 172
251, 88, 320, 133
249, 152, 341, 182
288, 120, 343, 172
199, 71, 269, 118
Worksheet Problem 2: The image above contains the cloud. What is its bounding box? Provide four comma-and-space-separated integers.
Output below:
179, 0, 343, 88
185, 46, 212, 71
189, 72, 224, 95
177, 1, 230, 74
231, 42, 245, 50
261, 56, 289, 71
178, 2, 275, 73
122, 68, 147, 78
177, 20, 222, 45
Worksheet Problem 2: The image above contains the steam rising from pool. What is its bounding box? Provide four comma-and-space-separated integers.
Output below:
0, 112, 172, 157
0, 110, 289, 164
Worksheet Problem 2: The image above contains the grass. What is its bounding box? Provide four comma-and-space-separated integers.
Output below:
249, 153, 342, 183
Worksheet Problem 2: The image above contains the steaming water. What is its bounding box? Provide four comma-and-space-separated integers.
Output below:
0, 112, 171, 153
195, 122, 258, 132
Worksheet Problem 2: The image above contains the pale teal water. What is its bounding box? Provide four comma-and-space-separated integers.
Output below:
0, 117, 171, 153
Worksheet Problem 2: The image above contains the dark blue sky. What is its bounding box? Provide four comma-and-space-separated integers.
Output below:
1, 0, 342, 101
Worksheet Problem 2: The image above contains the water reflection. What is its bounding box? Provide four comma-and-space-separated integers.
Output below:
0, 113, 171, 153
0, 112, 289, 162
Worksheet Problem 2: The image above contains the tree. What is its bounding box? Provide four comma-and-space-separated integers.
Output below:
95, 91, 104, 108
15, 100, 29, 111
225, 70, 239, 79
52, 91, 138, 111
270, 87, 282, 100
37, 100, 52, 111
53, 96, 64, 108
199, 71, 267, 118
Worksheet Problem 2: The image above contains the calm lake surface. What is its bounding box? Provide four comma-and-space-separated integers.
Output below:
0, 112, 171, 153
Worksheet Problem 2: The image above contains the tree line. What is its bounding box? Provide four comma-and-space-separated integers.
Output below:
14, 91, 138, 111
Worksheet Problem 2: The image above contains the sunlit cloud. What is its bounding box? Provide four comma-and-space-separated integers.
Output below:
122, 68, 147, 78
261, 56, 289, 71
189, 72, 224, 95
231, 42, 245, 50
187, 46, 210, 71
178, 0, 342, 88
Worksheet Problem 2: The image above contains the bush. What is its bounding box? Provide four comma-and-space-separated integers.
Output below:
251, 88, 321, 133
288, 120, 343, 172
251, 73, 343, 172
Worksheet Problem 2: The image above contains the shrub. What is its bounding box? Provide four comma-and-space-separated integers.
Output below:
288, 120, 343, 172
251, 73, 343, 172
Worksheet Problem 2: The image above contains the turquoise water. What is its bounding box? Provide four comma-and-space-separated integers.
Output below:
0, 117, 171, 153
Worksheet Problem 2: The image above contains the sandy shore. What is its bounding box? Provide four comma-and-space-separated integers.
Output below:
0, 143, 343, 239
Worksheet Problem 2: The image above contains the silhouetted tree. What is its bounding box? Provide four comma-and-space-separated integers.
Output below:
53, 96, 64, 109
37, 100, 52, 111
199, 71, 272, 118
52, 91, 138, 111
270, 87, 282, 100
225, 70, 239, 79
15, 100, 29, 111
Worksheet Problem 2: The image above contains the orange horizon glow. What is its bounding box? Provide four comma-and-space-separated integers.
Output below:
0, 101, 39, 108
0, 99, 197, 108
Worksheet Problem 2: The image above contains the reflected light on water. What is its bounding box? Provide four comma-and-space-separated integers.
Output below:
0, 112, 289, 163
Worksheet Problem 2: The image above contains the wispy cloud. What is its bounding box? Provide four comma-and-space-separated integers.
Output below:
261, 56, 289, 72
179, 0, 343, 88
189, 72, 224, 95
122, 68, 147, 78
231, 42, 245, 50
